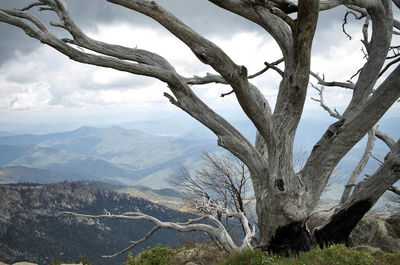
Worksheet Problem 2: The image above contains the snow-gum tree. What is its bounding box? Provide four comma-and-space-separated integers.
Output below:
1, 0, 399, 255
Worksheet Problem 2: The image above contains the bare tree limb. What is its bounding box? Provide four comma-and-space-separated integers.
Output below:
342, 10, 365, 40
375, 129, 396, 149
379, 57, 400, 78
61, 198, 257, 255
389, 185, 400, 196
102, 225, 160, 259
310, 71, 355, 90
314, 138, 400, 246
183, 59, 284, 86
310, 84, 342, 119
343, 1, 393, 117
339, 126, 377, 205
371, 154, 384, 164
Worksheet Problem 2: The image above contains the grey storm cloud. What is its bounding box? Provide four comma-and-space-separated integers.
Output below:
0, 0, 350, 66
0, 0, 257, 66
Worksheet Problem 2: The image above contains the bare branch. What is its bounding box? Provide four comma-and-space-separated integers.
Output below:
339, 126, 377, 205
0, 8, 49, 32
342, 10, 365, 40
361, 16, 371, 56
221, 90, 234, 98
344, 2, 393, 117
371, 154, 384, 164
20, 2, 45, 11
375, 129, 396, 149
389, 185, 400, 196
102, 225, 160, 259
310, 71, 355, 90
185, 58, 284, 86
61, 199, 256, 255
255, 59, 284, 78
310, 84, 342, 119
379, 57, 400, 77
184, 73, 227, 86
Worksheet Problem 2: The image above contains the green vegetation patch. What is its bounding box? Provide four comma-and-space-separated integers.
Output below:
217, 245, 400, 265
124, 244, 175, 265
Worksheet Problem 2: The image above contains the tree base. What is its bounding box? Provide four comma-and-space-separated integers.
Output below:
266, 222, 312, 256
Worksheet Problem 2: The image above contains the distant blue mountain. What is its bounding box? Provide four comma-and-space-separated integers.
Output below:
0, 115, 398, 190
0, 126, 220, 186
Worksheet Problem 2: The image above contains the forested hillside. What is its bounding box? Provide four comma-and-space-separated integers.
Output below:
0, 182, 202, 265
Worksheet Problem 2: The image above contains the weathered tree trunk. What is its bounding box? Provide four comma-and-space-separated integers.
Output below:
253, 123, 314, 255
256, 188, 313, 255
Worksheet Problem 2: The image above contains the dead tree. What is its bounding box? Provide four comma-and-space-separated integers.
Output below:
1, 0, 399, 255
61, 199, 256, 256
169, 152, 255, 245
170, 153, 251, 217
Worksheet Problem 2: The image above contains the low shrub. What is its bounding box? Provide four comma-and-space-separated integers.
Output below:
124, 244, 174, 265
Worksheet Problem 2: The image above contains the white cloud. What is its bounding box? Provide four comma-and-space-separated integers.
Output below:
0, 13, 397, 125
0, 77, 52, 110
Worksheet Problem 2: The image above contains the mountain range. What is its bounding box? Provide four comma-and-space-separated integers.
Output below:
0, 116, 398, 194
0, 126, 220, 187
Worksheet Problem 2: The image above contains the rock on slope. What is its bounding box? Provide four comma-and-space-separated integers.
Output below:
349, 213, 400, 252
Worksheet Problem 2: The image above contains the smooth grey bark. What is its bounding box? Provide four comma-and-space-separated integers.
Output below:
0, 0, 399, 254
339, 127, 376, 205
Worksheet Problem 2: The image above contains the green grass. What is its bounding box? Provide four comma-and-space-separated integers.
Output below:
217, 245, 400, 265
123, 244, 400, 265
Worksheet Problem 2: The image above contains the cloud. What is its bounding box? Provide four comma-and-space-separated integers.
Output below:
0, 0, 257, 65
1, 1, 397, 126
0, 77, 52, 111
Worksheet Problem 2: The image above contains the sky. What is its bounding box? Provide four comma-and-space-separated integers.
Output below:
0, 0, 399, 128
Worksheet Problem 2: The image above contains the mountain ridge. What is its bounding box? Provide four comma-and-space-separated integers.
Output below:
0, 126, 220, 187
0, 181, 202, 265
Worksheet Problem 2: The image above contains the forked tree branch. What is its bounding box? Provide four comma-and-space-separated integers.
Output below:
310, 84, 342, 119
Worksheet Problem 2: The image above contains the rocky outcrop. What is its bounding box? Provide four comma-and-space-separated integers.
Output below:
349, 214, 400, 252
170, 243, 228, 265
386, 213, 400, 238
